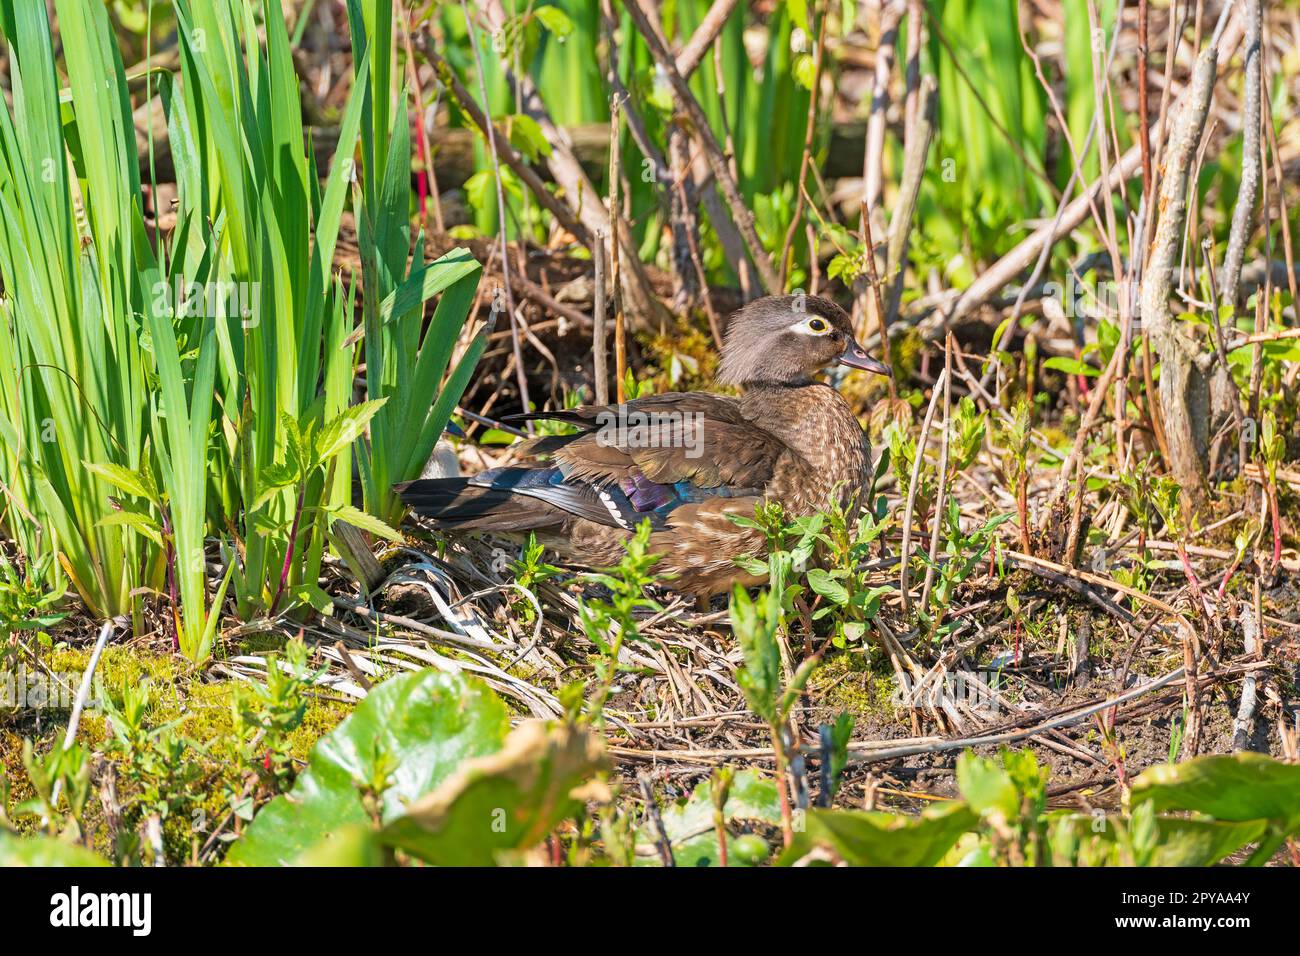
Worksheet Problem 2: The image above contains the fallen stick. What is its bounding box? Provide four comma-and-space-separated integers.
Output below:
898, 368, 948, 618
949, 12, 1244, 324
1232, 583, 1262, 751
47, 618, 119, 817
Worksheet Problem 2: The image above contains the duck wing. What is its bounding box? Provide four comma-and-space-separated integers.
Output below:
522, 393, 782, 487
399, 393, 790, 533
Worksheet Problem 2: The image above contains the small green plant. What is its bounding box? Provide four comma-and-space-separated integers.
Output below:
949, 397, 989, 473
508, 533, 565, 625
1259, 411, 1286, 574
730, 499, 822, 631
916, 500, 1013, 640
1105, 458, 1165, 605
956, 747, 1051, 866
1116, 455, 1158, 561
578, 521, 665, 726
1150, 475, 1210, 616
0, 552, 66, 649
1005, 586, 1024, 665
99, 680, 206, 831
802, 497, 892, 650
1092, 709, 1129, 790
251, 404, 402, 617
2, 740, 92, 844
232, 636, 317, 797
730, 582, 821, 848
1217, 518, 1258, 600
999, 399, 1033, 554
885, 419, 933, 521
1168, 707, 1187, 765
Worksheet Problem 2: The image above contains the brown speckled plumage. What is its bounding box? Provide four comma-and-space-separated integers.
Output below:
397, 295, 890, 602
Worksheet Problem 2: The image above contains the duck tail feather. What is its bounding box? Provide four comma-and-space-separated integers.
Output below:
394, 478, 568, 533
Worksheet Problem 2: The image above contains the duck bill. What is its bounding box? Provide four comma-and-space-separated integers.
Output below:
837, 339, 892, 377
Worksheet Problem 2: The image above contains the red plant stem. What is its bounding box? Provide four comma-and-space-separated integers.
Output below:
403, 3, 443, 235
415, 126, 429, 221
1217, 555, 1242, 600
1177, 543, 1212, 621
269, 486, 306, 616
772, 727, 794, 848
161, 509, 180, 651
1137, 0, 1153, 247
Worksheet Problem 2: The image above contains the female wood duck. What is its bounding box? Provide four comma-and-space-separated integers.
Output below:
397, 295, 891, 604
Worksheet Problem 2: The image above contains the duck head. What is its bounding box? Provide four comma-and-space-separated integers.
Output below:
716, 294, 892, 387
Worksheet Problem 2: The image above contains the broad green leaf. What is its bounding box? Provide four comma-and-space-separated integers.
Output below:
316, 398, 388, 463
83, 462, 157, 503
227, 670, 509, 866
376, 248, 481, 329
383, 721, 608, 866
1042, 356, 1099, 378
507, 113, 551, 162
730, 584, 783, 724
291, 825, 387, 867
1139, 817, 1266, 867
0, 833, 107, 867
806, 568, 849, 605
792, 53, 816, 90
778, 802, 978, 867
534, 5, 574, 38
1048, 811, 1267, 867
956, 752, 1019, 820
1131, 753, 1300, 828
96, 511, 164, 548
258, 461, 300, 491
327, 504, 403, 543
786, 0, 810, 31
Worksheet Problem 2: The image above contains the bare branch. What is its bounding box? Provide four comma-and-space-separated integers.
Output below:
622, 0, 781, 294
1141, 39, 1222, 506
675, 0, 741, 78
862, 2, 904, 218
478, 0, 670, 332
1220, 0, 1263, 305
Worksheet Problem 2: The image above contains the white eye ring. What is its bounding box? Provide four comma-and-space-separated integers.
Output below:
797, 316, 831, 335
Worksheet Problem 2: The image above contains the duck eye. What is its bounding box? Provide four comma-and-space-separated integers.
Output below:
807, 317, 829, 334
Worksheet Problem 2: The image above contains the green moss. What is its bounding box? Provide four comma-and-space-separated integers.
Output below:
1037, 424, 1071, 449
808, 651, 898, 725
1, 644, 350, 863
643, 318, 719, 394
